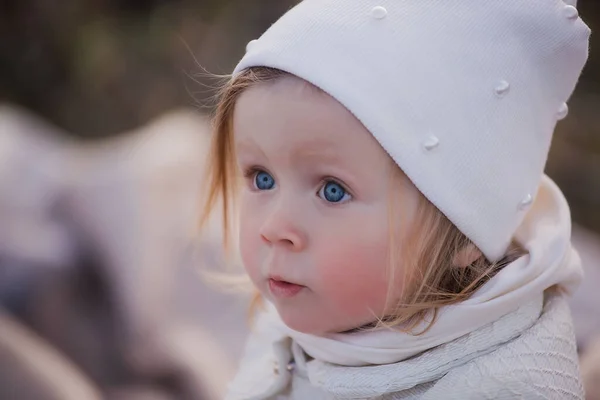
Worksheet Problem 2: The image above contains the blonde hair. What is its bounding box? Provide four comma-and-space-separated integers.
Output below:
199, 67, 525, 334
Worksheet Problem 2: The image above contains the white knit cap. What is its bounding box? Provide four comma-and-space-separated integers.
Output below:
233, 0, 590, 261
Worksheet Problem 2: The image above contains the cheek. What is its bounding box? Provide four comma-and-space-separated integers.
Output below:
239, 199, 263, 283
314, 229, 393, 317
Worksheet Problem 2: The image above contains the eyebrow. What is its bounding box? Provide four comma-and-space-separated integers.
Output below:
289, 142, 342, 164
236, 137, 342, 164
235, 138, 268, 160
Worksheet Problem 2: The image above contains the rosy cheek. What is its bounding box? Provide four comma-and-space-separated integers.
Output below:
315, 239, 391, 319
325, 270, 388, 313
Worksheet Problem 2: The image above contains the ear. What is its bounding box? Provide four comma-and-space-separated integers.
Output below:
453, 243, 483, 267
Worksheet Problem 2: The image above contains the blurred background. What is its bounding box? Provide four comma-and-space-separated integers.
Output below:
0, 1, 599, 399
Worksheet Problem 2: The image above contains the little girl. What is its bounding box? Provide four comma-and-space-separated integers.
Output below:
200, 0, 591, 398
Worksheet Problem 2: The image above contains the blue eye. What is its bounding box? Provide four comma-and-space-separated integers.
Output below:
254, 171, 275, 190
319, 181, 351, 203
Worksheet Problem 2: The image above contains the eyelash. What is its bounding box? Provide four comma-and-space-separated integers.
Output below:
243, 166, 269, 183
242, 166, 260, 180
242, 166, 353, 199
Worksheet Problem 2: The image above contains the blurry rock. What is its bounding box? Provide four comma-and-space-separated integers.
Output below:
570, 225, 600, 349
107, 386, 175, 400
0, 104, 76, 269
60, 108, 218, 369
152, 324, 237, 399
0, 104, 234, 399
0, 308, 101, 400
581, 335, 600, 400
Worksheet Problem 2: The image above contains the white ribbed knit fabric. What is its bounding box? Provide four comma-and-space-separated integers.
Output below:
234, 0, 591, 261
227, 292, 583, 399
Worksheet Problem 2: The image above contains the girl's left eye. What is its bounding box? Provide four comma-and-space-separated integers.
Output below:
254, 170, 276, 190
318, 181, 351, 203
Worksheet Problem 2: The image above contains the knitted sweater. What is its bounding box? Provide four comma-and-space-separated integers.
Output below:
227, 291, 584, 399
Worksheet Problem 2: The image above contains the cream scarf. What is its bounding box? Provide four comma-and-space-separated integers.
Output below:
274, 175, 582, 366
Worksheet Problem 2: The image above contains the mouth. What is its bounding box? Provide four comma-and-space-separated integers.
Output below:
268, 277, 305, 298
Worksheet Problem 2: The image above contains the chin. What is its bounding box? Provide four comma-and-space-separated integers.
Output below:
277, 309, 330, 335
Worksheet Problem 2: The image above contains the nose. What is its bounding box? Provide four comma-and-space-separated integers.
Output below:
259, 199, 307, 251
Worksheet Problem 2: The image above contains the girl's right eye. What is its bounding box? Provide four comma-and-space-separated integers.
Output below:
254, 170, 276, 190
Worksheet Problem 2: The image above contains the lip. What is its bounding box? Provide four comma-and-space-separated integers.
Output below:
268, 278, 305, 298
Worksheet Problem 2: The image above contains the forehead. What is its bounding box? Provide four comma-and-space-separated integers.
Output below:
232, 75, 383, 159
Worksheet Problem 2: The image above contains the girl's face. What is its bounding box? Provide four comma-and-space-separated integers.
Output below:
233, 76, 420, 334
